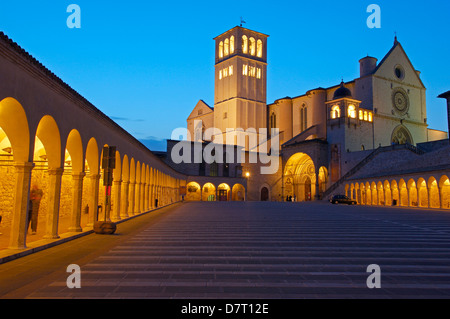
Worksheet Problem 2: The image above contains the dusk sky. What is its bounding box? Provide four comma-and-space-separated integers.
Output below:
1, 0, 449, 151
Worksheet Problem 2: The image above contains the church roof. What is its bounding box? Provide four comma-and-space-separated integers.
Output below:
371, 37, 425, 88
438, 91, 450, 99
333, 81, 352, 100
213, 26, 270, 40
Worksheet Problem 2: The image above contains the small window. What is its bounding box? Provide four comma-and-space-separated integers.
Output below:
230, 36, 235, 54
242, 64, 248, 76
364, 111, 368, 121
257, 39, 263, 57
395, 65, 405, 80
348, 105, 356, 119
224, 38, 229, 56
242, 35, 248, 54
359, 110, 363, 120
219, 41, 224, 59
249, 37, 256, 56
219, 70, 223, 80
229, 65, 233, 76
223, 112, 228, 119
368, 112, 373, 122
331, 105, 340, 119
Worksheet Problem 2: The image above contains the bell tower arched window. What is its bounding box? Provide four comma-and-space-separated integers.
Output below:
331, 105, 341, 119
242, 35, 248, 54
230, 36, 235, 54
348, 105, 356, 119
224, 38, 229, 56
270, 112, 277, 132
249, 37, 256, 56
300, 104, 308, 131
257, 39, 263, 58
219, 41, 224, 59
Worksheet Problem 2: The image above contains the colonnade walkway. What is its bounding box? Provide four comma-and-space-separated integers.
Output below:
1, 201, 450, 299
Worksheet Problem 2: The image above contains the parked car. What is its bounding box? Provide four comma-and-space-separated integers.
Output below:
330, 195, 357, 205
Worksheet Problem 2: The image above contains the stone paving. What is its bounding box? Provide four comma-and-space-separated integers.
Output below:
7, 201, 450, 299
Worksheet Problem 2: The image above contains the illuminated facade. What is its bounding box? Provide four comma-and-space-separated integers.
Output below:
186, 26, 449, 204
0, 32, 186, 252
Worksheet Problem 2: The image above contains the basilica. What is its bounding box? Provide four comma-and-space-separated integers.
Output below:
174, 25, 450, 207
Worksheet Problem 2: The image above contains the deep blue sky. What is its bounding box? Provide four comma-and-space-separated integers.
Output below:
1, 0, 449, 151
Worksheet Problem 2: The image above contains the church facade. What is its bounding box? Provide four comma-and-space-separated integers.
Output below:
181, 26, 449, 205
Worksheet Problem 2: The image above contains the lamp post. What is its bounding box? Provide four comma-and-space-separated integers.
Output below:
438, 91, 450, 144
94, 146, 117, 235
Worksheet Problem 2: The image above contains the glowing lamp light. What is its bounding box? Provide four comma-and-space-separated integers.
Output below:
245, 172, 250, 178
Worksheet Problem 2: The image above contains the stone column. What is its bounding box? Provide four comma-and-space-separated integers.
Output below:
150, 185, 154, 209
69, 172, 85, 232
87, 174, 100, 227
120, 181, 130, 218
141, 182, 146, 212
426, 187, 431, 208
112, 179, 122, 222
8, 162, 34, 250
135, 182, 141, 214
144, 183, 149, 211
129, 181, 136, 215
44, 167, 64, 239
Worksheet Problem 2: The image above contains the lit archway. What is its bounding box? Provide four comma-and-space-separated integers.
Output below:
399, 179, 408, 206
202, 183, 216, 201
217, 183, 230, 201
84, 138, 100, 226
407, 179, 418, 207
417, 178, 428, 208
428, 177, 440, 208
60, 129, 85, 233
186, 182, 201, 201
391, 180, 399, 206
439, 175, 450, 209
232, 183, 245, 201
29, 115, 62, 242
284, 153, 316, 202
0, 97, 31, 250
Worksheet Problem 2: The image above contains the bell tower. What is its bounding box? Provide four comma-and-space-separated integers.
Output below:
212, 26, 269, 150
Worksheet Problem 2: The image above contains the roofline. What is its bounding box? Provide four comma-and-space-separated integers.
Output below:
0, 31, 186, 177
438, 91, 450, 99
213, 26, 270, 40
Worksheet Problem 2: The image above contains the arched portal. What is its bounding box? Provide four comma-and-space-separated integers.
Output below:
318, 166, 328, 197
29, 115, 62, 242
232, 184, 245, 201
439, 175, 450, 209
428, 177, 440, 208
217, 183, 230, 201
284, 153, 316, 202
261, 187, 269, 201
407, 179, 418, 207
186, 182, 201, 201
202, 183, 216, 201
0, 97, 31, 250
60, 129, 85, 234
417, 178, 428, 208
84, 138, 100, 226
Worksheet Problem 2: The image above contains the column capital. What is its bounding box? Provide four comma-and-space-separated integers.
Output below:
87, 173, 101, 180
13, 161, 35, 172
72, 172, 86, 179
48, 167, 64, 176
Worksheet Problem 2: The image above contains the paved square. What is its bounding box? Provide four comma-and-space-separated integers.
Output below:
8, 202, 450, 299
